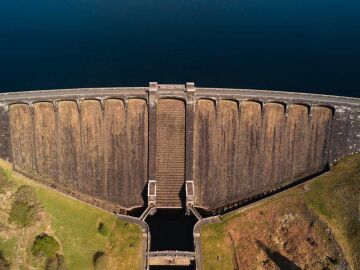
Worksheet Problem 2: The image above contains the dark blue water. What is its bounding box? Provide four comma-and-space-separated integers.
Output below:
0, 0, 359, 96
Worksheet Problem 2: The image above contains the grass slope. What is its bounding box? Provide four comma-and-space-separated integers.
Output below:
201, 153, 360, 270
0, 159, 143, 270
304, 153, 360, 269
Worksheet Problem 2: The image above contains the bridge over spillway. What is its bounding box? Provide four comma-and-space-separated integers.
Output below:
147, 251, 195, 267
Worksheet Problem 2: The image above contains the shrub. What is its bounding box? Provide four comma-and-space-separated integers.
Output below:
45, 254, 67, 270
8, 185, 41, 227
9, 186, 41, 227
93, 251, 108, 270
8, 201, 38, 227
0, 251, 10, 270
13, 185, 37, 204
31, 234, 60, 258
97, 222, 108, 236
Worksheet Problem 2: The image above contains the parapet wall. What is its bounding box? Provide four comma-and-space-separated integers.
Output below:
0, 85, 359, 211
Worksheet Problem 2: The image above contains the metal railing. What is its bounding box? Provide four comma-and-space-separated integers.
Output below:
148, 250, 196, 258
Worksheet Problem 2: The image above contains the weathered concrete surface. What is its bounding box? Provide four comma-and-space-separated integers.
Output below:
34, 102, 57, 180
1, 85, 360, 212
80, 100, 104, 197
329, 105, 360, 164
9, 104, 34, 173
104, 99, 127, 205
193, 100, 333, 209
0, 106, 10, 161
57, 101, 82, 188
6, 95, 148, 211
124, 99, 148, 208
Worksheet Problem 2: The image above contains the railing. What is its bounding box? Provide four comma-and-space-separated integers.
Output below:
147, 250, 196, 266
148, 250, 196, 258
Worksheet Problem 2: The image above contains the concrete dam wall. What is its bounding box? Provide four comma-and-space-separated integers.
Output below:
193, 100, 332, 209
0, 83, 359, 212
5, 96, 148, 211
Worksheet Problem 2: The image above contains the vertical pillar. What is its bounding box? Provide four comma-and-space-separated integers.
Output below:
29, 102, 37, 174
148, 82, 158, 207
185, 82, 196, 207
0, 105, 11, 161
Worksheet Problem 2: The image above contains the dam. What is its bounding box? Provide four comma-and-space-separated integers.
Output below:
1, 82, 360, 269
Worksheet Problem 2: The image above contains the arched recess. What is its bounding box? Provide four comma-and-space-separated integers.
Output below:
193, 99, 217, 208
33, 102, 57, 180
57, 100, 81, 188
8, 103, 34, 173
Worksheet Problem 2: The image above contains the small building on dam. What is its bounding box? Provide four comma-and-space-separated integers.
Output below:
0, 82, 360, 215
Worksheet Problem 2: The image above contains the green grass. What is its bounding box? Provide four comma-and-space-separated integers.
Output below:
304, 153, 360, 269
201, 222, 235, 270
0, 236, 16, 262
201, 153, 360, 270
0, 159, 144, 270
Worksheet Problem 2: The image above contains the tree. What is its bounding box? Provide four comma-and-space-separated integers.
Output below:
93, 251, 108, 270
31, 234, 60, 258
8, 185, 41, 228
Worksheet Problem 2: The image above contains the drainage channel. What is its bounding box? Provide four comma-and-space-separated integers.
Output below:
146, 209, 197, 250
144, 209, 198, 269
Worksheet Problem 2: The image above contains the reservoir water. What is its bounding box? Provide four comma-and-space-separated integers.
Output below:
0, 0, 359, 96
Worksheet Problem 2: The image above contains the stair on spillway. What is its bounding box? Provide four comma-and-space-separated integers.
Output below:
155, 99, 185, 208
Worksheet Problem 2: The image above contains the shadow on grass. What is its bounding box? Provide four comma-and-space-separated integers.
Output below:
256, 240, 301, 270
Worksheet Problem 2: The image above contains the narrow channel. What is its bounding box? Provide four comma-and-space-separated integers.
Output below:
145, 209, 197, 251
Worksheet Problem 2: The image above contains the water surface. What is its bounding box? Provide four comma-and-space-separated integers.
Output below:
0, 0, 359, 96
146, 209, 196, 251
